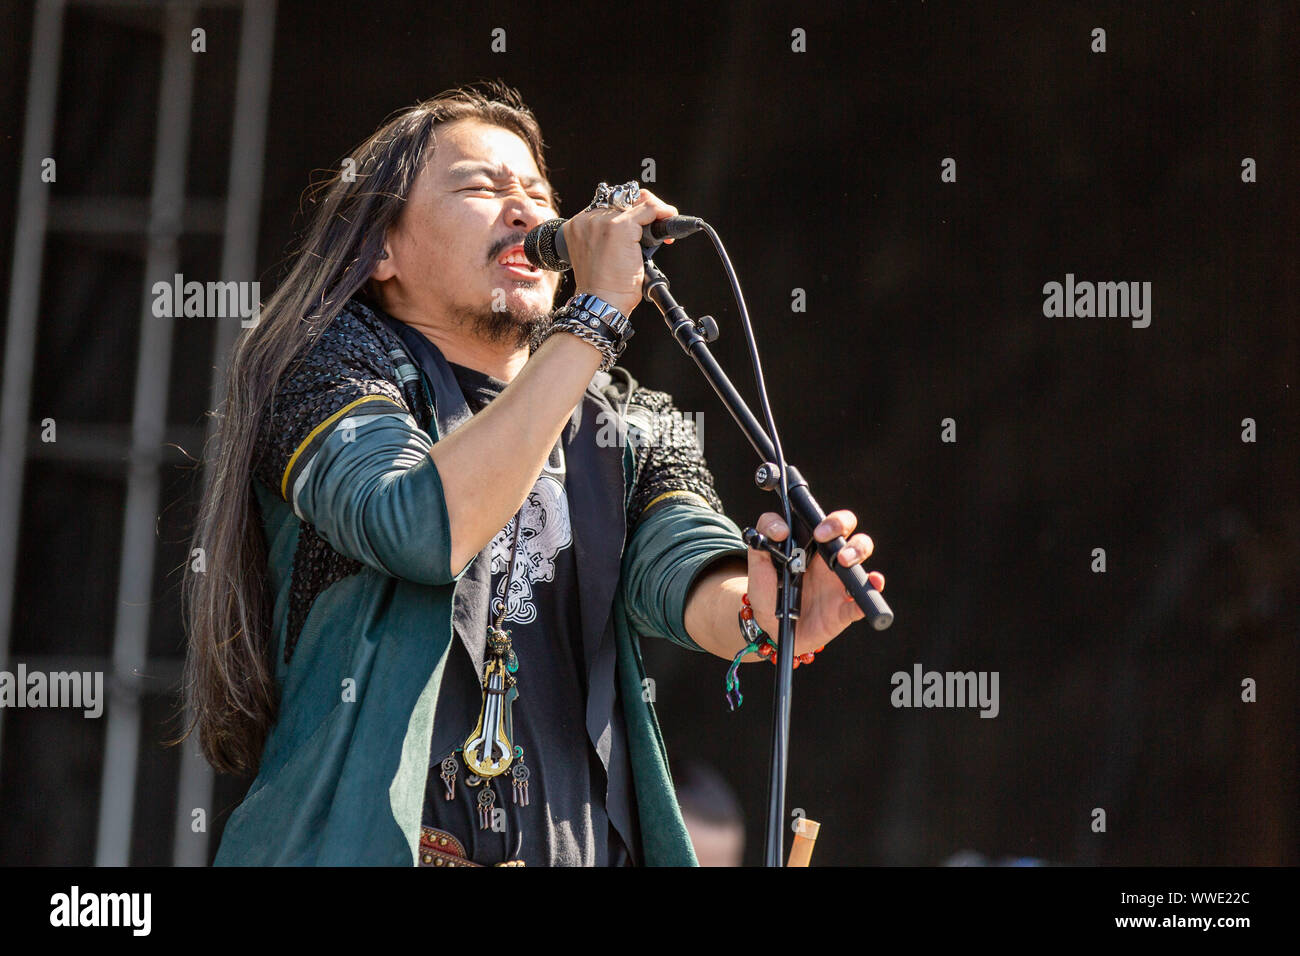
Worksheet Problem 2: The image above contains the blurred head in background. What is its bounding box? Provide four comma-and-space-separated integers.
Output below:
676, 759, 746, 867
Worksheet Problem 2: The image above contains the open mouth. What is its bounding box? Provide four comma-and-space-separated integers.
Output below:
496, 244, 541, 279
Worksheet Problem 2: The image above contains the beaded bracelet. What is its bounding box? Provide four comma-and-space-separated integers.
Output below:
724, 593, 824, 710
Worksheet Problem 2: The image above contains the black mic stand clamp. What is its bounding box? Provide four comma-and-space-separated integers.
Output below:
742, 521, 808, 675
743, 522, 809, 576
642, 255, 718, 345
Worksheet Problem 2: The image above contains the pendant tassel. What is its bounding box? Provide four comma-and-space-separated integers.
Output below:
477, 783, 497, 830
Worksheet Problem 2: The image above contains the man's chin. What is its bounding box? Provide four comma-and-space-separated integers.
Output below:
505, 284, 555, 314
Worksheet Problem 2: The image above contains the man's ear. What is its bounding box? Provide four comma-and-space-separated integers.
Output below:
369, 240, 397, 282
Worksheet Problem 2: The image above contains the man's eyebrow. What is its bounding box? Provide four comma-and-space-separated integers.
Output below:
449, 163, 552, 194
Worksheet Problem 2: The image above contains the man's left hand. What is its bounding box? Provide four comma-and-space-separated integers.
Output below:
745, 510, 884, 657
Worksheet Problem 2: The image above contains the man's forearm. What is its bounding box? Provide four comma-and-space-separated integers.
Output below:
682, 556, 759, 661
430, 332, 601, 575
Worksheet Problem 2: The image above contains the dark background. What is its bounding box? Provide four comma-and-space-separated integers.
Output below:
0, 0, 1295, 866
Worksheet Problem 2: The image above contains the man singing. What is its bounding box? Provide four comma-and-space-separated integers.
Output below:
181, 82, 884, 866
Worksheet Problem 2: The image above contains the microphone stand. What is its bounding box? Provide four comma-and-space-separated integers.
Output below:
638, 250, 893, 867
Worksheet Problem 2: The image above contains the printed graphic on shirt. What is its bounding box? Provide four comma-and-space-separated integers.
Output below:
490, 445, 572, 625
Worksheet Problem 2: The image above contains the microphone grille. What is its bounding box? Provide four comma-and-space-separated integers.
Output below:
524, 218, 570, 271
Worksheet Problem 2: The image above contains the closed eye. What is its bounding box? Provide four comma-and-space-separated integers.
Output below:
459, 184, 552, 205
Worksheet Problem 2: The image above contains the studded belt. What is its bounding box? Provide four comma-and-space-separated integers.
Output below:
418, 826, 525, 867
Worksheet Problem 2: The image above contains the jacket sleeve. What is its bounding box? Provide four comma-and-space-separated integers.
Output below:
251, 309, 461, 587
618, 387, 748, 651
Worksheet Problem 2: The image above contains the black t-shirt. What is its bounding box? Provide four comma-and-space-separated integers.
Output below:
420, 362, 630, 866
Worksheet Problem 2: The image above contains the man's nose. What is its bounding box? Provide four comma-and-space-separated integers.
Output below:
503, 189, 550, 231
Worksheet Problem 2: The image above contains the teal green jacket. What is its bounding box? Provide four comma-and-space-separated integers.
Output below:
214, 300, 747, 866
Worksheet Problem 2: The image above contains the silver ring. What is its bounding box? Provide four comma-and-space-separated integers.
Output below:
588, 182, 614, 209
609, 181, 641, 210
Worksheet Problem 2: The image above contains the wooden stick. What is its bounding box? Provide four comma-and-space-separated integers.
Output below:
786, 818, 821, 867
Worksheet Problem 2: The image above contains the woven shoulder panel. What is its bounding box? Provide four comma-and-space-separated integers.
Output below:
623, 384, 725, 533
252, 299, 426, 499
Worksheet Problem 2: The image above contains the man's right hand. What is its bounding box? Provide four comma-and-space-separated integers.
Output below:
562, 187, 679, 318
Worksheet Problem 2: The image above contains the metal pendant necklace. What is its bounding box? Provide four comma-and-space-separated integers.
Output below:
439, 510, 531, 829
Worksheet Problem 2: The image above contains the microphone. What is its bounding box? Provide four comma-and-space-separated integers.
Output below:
523, 215, 703, 272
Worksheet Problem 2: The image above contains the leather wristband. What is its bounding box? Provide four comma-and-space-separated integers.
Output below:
557, 293, 633, 350
546, 293, 634, 371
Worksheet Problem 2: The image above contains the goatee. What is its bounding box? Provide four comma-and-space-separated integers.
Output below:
461, 302, 555, 352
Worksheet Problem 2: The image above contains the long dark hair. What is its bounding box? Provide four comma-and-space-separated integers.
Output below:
177, 81, 551, 775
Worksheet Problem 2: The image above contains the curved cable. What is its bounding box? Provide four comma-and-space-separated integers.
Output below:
697, 222, 794, 559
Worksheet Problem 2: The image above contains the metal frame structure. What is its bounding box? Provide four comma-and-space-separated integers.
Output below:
0, 0, 277, 866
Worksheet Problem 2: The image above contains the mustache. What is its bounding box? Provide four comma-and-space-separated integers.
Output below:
487, 232, 530, 265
